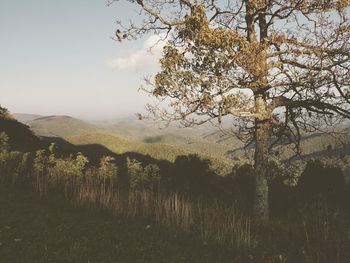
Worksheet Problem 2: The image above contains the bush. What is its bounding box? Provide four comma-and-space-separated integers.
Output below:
297, 160, 345, 207
127, 157, 161, 190
230, 163, 255, 214
0, 132, 9, 152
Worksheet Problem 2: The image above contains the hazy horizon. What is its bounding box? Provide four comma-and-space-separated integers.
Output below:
11, 111, 138, 123
0, 0, 163, 120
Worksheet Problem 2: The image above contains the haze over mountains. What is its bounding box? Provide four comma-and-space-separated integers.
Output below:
13, 112, 230, 147
0, 111, 347, 183
12, 112, 350, 163
9, 112, 236, 175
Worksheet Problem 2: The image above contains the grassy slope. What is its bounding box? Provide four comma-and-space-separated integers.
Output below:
67, 133, 234, 175
66, 130, 350, 177
19, 114, 235, 160
0, 187, 236, 263
28, 116, 98, 137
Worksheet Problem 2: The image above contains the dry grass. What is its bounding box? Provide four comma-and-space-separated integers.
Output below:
1, 148, 349, 262
33, 164, 253, 250
301, 202, 348, 263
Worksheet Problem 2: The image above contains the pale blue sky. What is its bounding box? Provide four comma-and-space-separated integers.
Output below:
0, 0, 160, 120
1, 1, 348, 120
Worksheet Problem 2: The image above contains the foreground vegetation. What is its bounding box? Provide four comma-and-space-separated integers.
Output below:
0, 186, 237, 263
1, 129, 350, 262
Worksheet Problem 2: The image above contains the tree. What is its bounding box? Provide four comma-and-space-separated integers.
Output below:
113, 0, 350, 221
0, 105, 13, 120
0, 105, 9, 118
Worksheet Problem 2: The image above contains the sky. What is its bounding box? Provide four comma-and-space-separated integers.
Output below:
0, 0, 165, 120
1, 1, 348, 121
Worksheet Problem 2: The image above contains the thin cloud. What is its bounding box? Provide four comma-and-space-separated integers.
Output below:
109, 34, 167, 71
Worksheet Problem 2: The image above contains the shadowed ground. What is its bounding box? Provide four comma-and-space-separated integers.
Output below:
0, 186, 238, 263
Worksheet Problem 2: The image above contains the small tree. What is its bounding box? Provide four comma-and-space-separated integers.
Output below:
0, 105, 13, 120
0, 105, 8, 117
0, 132, 10, 152
114, 0, 350, 220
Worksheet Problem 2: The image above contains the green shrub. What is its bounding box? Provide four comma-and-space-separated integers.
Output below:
0, 132, 9, 152
47, 152, 89, 199
99, 156, 118, 180
127, 157, 161, 190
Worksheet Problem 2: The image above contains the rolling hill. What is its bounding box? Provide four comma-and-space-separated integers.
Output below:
67, 133, 235, 176
27, 115, 99, 137
12, 112, 350, 172
14, 113, 237, 160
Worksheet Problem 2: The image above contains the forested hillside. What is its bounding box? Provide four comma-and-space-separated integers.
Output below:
1, 107, 350, 262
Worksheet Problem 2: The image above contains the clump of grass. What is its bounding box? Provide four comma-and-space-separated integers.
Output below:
301, 201, 349, 263
74, 181, 253, 250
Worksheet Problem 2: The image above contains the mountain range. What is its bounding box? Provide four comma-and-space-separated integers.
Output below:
11, 113, 350, 169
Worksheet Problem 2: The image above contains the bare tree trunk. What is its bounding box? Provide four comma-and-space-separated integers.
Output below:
253, 94, 269, 221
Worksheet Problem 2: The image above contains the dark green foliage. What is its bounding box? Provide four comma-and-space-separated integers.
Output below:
126, 157, 161, 190
0, 132, 10, 152
224, 161, 348, 218
229, 164, 255, 214
0, 118, 48, 152
226, 163, 295, 216
269, 176, 296, 218
162, 154, 229, 200
297, 160, 346, 207
0, 105, 9, 117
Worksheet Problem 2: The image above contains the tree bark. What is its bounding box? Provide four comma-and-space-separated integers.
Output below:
253, 94, 270, 221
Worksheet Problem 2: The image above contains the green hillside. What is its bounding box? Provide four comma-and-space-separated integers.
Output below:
67, 133, 234, 175
14, 112, 350, 167
1, 109, 350, 262
101, 120, 214, 142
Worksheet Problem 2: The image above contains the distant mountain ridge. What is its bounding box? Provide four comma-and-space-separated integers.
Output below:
13, 112, 350, 164
25, 115, 99, 137
12, 113, 43, 124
